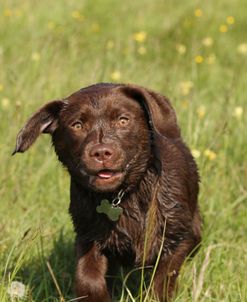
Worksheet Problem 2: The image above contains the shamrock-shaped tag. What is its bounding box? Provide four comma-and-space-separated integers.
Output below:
96, 199, 123, 221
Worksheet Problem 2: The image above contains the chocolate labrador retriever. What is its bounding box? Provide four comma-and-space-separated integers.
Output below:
13, 83, 201, 301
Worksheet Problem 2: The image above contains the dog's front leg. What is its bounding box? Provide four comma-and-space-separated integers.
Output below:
75, 241, 111, 302
152, 239, 198, 301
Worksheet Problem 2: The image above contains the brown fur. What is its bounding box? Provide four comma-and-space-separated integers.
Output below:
14, 83, 201, 301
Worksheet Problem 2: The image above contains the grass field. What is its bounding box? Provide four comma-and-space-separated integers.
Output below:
0, 0, 246, 301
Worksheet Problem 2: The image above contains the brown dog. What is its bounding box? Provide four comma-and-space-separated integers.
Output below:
13, 83, 201, 301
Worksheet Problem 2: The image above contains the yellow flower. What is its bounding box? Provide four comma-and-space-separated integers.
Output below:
133, 31, 147, 43
1, 97, 10, 109
204, 149, 217, 160
237, 43, 247, 55
71, 11, 84, 21
3, 9, 13, 17
0, 84, 4, 92
47, 21, 55, 30
16, 100, 22, 108
219, 24, 228, 33
183, 19, 192, 28
181, 99, 189, 109
137, 46, 147, 55
106, 40, 115, 50
197, 105, 206, 119
192, 149, 201, 159
179, 81, 194, 96
110, 71, 121, 81
195, 55, 204, 64
91, 23, 100, 32
31, 52, 40, 62
232, 106, 243, 119
176, 44, 186, 54
202, 37, 213, 47
206, 53, 216, 65
194, 8, 203, 17
15, 9, 22, 17
226, 16, 235, 25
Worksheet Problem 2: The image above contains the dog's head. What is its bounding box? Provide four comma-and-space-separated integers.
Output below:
13, 83, 180, 192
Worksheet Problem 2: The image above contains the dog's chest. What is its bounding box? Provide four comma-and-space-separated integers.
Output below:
100, 201, 156, 265
101, 218, 141, 263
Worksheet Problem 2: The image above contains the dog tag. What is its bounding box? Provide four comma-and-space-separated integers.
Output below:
96, 199, 123, 221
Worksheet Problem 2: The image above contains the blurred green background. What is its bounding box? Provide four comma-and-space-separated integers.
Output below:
0, 0, 246, 301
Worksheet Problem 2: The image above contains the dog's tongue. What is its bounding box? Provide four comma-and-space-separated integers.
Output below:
97, 171, 114, 179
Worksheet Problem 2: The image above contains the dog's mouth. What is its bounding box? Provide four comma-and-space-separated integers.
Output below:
88, 169, 125, 192
96, 170, 120, 179
93, 169, 124, 182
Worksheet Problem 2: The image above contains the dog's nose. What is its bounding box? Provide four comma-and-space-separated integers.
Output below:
90, 144, 114, 162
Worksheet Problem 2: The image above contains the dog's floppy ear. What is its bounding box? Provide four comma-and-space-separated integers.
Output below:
119, 85, 180, 174
119, 84, 180, 139
13, 100, 65, 155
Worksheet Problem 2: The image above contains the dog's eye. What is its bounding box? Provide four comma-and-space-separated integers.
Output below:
118, 116, 129, 126
71, 121, 83, 130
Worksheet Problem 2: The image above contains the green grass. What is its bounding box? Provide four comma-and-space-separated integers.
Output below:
0, 0, 246, 301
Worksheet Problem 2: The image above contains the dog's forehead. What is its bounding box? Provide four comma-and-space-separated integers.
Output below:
65, 88, 142, 112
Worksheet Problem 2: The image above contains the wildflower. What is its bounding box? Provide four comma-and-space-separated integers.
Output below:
237, 43, 247, 55
202, 37, 213, 47
195, 55, 204, 64
183, 19, 192, 28
7, 281, 26, 299
192, 149, 201, 159
194, 8, 203, 17
3, 9, 13, 17
176, 44, 186, 54
179, 81, 193, 96
16, 100, 22, 108
14, 9, 22, 17
137, 46, 147, 55
232, 106, 243, 119
219, 25, 228, 33
1, 97, 10, 109
0, 84, 4, 92
204, 149, 217, 160
206, 53, 216, 65
91, 23, 100, 32
197, 105, 206, 119
31, 52, 40, 62
226, 16, 235, 25
106, 40, 115, 50
133, 31, 147, 43
71, 11, 84, 21
181, 99, 189, 109
110, 71, 121, 81
47, 21, 55, 30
